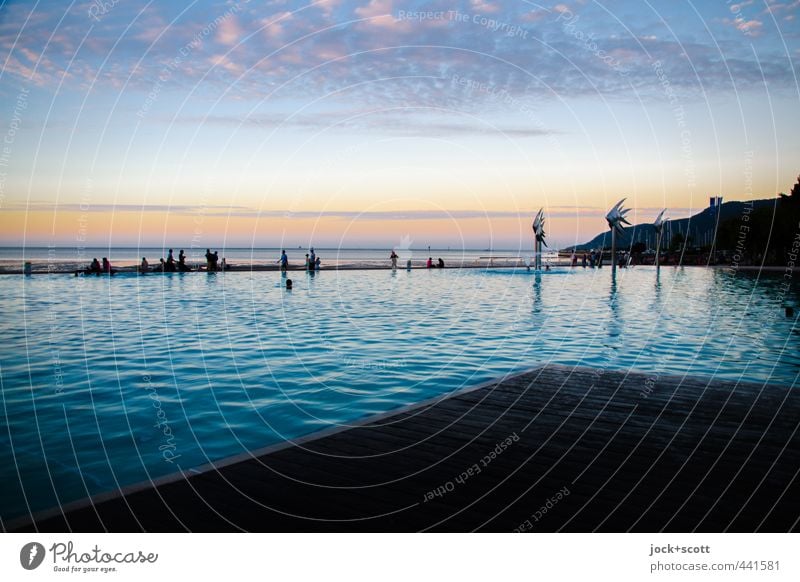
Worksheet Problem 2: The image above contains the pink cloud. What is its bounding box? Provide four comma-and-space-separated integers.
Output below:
133, 12, 169, 44
470, 0, 500, 13
19, 47, 40, 62
359, 14, 415, 32
311, 39, 350, 61
354, 0, 392, 19
315, 0, 343, 17
470, 0, 500, 14
763, 0, 800, 14
276, 44, 305, 65
721, 16, 763, 35
260, 11, 293, 40
3, 55, 38, 82
737, 18, 763, 34
352, 0, 418, 33
209, 53, 243, 75
520, 10, 547, 22
216, 15, 242, 46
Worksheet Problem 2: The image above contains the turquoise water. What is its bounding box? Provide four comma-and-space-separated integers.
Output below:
1, 266, 798, 522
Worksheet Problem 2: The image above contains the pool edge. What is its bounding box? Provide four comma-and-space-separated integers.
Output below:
4, 364, 552, 532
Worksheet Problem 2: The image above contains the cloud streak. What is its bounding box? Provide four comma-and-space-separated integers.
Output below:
170, 111, 558, 138
9, 202, 696, 221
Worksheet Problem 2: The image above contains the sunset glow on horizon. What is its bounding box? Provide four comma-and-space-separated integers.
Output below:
1, 0, 798, 249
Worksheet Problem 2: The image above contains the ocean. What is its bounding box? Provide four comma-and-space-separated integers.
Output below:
0, 246, 558, 271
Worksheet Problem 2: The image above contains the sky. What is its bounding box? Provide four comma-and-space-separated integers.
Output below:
0, 0, 798, 250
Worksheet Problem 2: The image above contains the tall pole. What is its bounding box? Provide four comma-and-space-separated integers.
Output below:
653, 209, 666, 271
611, 228, 617, 274
536, 211, 540, 271
532, 208, 546, 272
655, 229, 661, 269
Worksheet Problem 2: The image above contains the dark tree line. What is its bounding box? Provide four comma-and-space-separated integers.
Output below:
715, 175, 800, 265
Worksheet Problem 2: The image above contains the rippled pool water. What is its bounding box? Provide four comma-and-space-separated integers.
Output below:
1, 266, 798, 521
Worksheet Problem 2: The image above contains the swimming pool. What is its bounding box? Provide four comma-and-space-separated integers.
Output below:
1, 266, 798, 521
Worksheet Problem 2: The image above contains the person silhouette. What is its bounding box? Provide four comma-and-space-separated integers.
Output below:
166, 249, 176, 272
178, 250, 190, 272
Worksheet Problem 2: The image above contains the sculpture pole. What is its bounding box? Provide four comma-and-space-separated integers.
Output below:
653, 209, 666, 270
532, 211, 539, 271
611, 228, 617, 273
532, 209, 547, 271
655, 230, 661, 268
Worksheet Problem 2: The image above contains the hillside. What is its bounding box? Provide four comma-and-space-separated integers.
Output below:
567, 198, 777, 251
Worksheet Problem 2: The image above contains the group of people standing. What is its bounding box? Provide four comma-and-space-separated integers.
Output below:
569, 250, 631, 269
389, 250, 415, 270
139, 248, 225, 273
570, 250, 605, 269
78, 246, 640, 277
389, 251, 443, 270
278, 249, 321, 271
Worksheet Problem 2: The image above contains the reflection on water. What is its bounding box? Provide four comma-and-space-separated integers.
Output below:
0, 266, 797, 520
531, 272, 543, 315
607, 276, 621, 340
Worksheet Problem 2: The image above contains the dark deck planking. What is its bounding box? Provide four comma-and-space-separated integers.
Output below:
10, 364, 800, 533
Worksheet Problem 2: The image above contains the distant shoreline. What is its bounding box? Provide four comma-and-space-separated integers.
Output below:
1, 262, 795, 275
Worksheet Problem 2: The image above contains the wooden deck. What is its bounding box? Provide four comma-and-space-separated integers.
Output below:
11, 365, 800, 532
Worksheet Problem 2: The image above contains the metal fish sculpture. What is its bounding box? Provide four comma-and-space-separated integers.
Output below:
606, 198, 631, 273
605, 198, 632, 236
653, 208, 667, 233
532, 208, 548, 247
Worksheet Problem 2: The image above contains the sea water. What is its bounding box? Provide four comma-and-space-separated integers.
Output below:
0, 266, 797, 521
